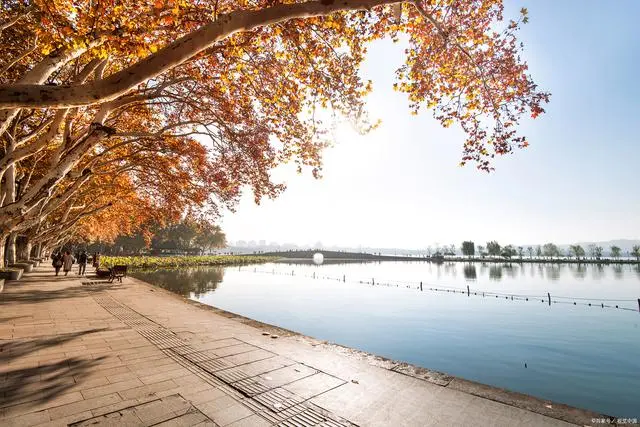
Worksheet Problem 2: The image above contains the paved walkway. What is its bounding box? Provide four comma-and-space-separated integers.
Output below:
1, 265, 603, 426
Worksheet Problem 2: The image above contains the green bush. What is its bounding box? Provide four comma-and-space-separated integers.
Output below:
101, 255, 277, 270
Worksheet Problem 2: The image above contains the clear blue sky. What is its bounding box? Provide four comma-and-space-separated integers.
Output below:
220, 0, 640, 249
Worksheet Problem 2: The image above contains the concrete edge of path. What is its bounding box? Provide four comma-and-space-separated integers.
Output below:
122, 274, 611, 426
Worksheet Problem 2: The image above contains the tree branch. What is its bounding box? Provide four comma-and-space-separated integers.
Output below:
0, 0, 401, 109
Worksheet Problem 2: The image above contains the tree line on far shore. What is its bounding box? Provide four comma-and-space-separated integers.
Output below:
457, 241, 640, 261
86, 219, 226, 256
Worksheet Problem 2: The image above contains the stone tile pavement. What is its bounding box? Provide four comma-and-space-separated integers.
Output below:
1, 264, 602, 426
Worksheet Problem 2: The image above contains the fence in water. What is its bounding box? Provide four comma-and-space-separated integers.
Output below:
239, 266, 640, 313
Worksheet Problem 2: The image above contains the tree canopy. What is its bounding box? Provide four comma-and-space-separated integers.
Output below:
569, 244, 585, 259
461, 241, 474, 258
0, 0, 548, 267
486, 240, 501, 257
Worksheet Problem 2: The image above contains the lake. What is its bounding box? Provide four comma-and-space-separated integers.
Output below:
131, 261, 640, 417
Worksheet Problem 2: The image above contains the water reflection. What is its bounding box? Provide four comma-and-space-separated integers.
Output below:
463, 264, 477, 280
488, 265, 502, 280
275, 259, 374, 265
612, 265, 623, 280
444, 263, 457, 278
416, 261, 634, 282
133, 262, 638, 294
503, 264, 517, 278
133, 267, 224, 297
572, 264, 587, 280
545, 264, 561, 281
592, 264, 606, 281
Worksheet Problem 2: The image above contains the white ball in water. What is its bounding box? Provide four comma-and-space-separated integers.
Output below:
313, 253, 324, 265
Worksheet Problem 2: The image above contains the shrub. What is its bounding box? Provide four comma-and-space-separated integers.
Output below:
101, 255, 277, 270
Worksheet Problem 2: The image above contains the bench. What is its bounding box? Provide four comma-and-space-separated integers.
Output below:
109, 265, 128, 283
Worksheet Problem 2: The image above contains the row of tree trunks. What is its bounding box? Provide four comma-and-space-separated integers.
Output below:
1, 233, 47, 268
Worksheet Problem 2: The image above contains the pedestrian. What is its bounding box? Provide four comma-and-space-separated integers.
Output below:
93, 252, 101, 270
52, 252, 62, 276
62, 251, 74, 276
78, 250, 88, 276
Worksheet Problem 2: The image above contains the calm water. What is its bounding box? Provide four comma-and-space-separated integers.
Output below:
132, 261, 640, 417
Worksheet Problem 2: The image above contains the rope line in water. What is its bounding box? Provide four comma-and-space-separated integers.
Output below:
240, 267, 639, 313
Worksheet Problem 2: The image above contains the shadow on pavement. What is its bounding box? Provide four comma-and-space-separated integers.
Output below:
0, 284, 121, 305
0, 328, 108, 409
0, 357, 106, 410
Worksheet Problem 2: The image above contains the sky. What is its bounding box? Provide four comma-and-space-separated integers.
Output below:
219, 0, 640, 249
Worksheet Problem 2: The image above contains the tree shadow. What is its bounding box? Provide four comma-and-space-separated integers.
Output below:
0, 283, 121, 306
0, 316, 31, 324
0, 328, 107, 361
0, 357, 106, 409
0, 328, 107, 409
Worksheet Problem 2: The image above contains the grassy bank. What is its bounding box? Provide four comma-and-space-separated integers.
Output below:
101, 255, 278, 270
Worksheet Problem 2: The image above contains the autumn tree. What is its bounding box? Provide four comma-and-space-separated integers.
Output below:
194, 222, 227, 254
0, 0, 549, 268
113, 234, 148, 255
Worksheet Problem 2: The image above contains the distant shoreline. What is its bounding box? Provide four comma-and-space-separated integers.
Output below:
248, 250, 640, 265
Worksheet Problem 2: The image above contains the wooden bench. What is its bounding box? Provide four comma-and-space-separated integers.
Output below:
109, 265, 128, 283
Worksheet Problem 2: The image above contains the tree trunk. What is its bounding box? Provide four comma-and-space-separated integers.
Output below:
15, 235, 25, 261
35, 242, 42, 258
7, 232, 17, 265
0, 234, 7, 269
24, 239, 32, 261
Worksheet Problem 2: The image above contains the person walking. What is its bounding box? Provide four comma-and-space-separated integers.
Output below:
62, 251, 74, 276
52, 252, 62, 276
78, 251, 88, 276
